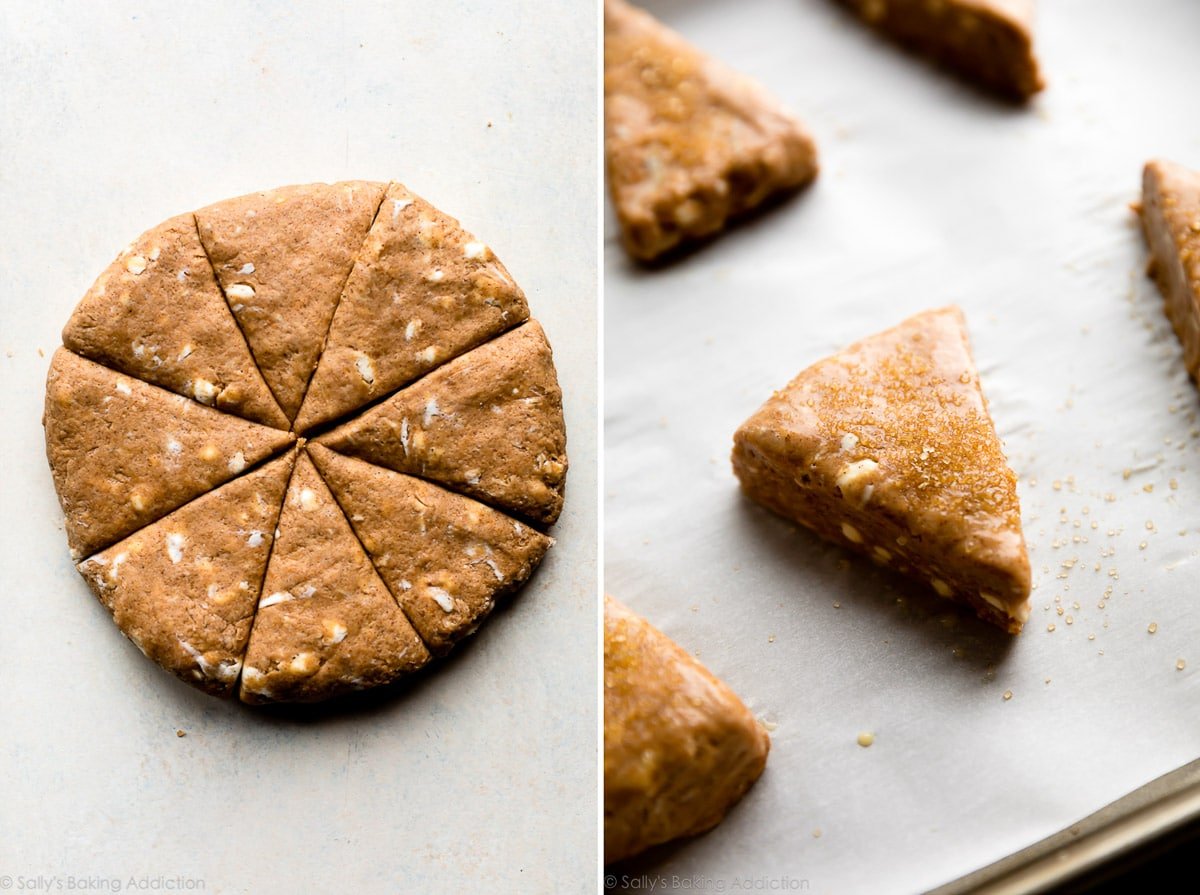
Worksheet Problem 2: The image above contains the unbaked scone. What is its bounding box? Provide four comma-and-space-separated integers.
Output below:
44, 347, 294, 560
295, 182, 530, 432
239, 452, 432, 704
77, 452, 295, 696
604, 596, 769, 864
309, 444, 553, 656
316, 321, 568, 526
732, 307, 1031, 633
1140, 159, 1200, 385
604, 0, 818, 261
195, 181, 386, 421
46, 181, 566, 703
62, 212, 288, 428
834, 0, 1044, 100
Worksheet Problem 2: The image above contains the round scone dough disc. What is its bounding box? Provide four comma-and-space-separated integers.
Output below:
77, 451, 296, 696
48, 180, 566, 703
239, 452, 432, 704
308, 443, 553, 655
315, 321, 568, 525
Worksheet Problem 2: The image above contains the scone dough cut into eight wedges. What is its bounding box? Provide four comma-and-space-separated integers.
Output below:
604, 0, 818, 262
604, 596, 770, 865
835, 0, 1044, 101
732, 307, 1032, 633
45, 181, 567, 704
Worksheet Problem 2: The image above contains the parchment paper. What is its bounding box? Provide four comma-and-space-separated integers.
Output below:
604, 1, 1200, 892
0, 3, 597, 893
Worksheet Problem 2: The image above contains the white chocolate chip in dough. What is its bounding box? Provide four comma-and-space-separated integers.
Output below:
840, 432, 860, 452
108, 552, 128, 581
323, 620, 348, 644
227, 451, 246, 474
841, 522, 863, 544
129, 489, 149, 512
226, 284, 255, 301
177, 344, 193, 362
354, 353, 376, 385
836, 459, 878, 493
405, 319, 421, 341
176, 268, 189, 282
115, 379, 133, 396
428, 587, 455, 613
241, 666, 268, 691
245, 529, 264, 548
215, 659, 241, 682
237, 262, 255, 275
149, 246, 161, 261
391, 197, 413, 221
400, 417, 411, 455
125, 255, 148, 275
417, 346, 437, 364
165, 532, 186, 564
166, 438, 182, 458
289, 652, 320, 674
423, 398, 440, 426
299, 488, 318, 511
193, 379, 218, 405
981, 591, 1005, 611
399, 579, 412, 591
463, 241, 490, 260
259, 591, 292, 608
428, 268, 445, 283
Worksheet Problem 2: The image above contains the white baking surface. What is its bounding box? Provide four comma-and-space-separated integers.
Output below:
605, 0, 1200, 892
0, 2, 596, 893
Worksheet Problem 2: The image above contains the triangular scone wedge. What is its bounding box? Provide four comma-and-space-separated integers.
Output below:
62, 214, 289, 429
308, 444, 553, 655
76, 451, 295, 697
239, 452, 431, 704
44, 349, 295, 560
194, 181, 386, 420
294, 183, 530, 433
834, 0, 1044, 101
732, 307, 1031, 633
316, 322, 567, 526
604, 0, 818, 261
604, 596, 769, 865
1140, 159, 1200, 384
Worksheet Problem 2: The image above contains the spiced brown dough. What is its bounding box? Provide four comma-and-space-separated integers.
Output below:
294, 182, 530, 433
1140, 159, 1200, 386
77, 452, 295, 697
834, 0, 1044, 100
46, 181, 566, 702
316, 321, 568, 526
44, 347, 294, 560
62, 213, 288, 429
604, 596, 769, 865
732, 307, 1032, 633
604, 0, 818, 261
240, 452, 432, 704
194, 181, 386, 420
309, 444, 553, 656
